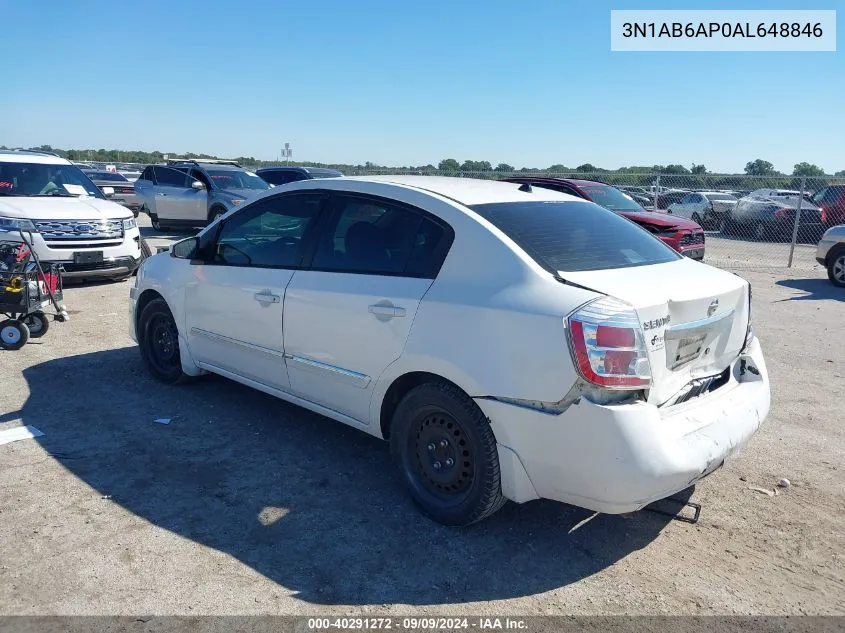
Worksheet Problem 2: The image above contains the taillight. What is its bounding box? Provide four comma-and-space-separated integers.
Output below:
774, 208, 790, 219
820, 207, 827, 223
567, 297, 652, 389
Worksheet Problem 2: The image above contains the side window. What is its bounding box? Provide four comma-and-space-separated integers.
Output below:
213, 194, 324, 268
139, 166, 155, 183
153, 167, 188, 187
311, 196, 453, 277
189, 168, 210, 188
681, 194, 694, 204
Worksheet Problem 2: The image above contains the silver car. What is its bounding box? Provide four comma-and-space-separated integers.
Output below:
816, 225, 845, 287
133, 160, 271, 231
667, 191, 738, 229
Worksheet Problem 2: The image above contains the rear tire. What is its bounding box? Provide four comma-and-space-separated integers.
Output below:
0, 319, 30, 350
150, 213, 164, 232
138, 298, 187, 384
23, 312, 49, 338
691, 212, 702, 226
390, 381, 506, 526
827, 247, 845, 288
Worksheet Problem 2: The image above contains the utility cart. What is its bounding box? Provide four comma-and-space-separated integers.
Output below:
0, 231, 69, 350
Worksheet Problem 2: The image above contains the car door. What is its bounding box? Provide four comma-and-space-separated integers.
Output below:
282, 193, 453, 424
184, 192, 327, 391
133, 166, 157, 213
152, 166, 205, 222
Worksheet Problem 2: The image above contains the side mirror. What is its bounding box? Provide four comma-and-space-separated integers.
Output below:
102, 186, 115, 197
171, 236, 199, 260
191, 180, 206, 191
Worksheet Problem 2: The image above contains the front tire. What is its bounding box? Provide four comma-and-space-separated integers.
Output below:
390, 381, 506, 526
0, 319, 30, 350
138, 298, 186, 384
209, 206, 226, 223
23, 312, 49, 338
827, 247, 845, 288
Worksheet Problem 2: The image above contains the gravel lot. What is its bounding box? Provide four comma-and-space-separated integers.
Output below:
0, 217, 843, 616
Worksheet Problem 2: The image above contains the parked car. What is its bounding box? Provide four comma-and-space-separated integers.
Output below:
654, 191, 689, 210
82, 170, 141, 216
501, 177, 706, 260
816, 225, 845, 287
134, 160, 271, 231
810, 184, 845, 228
667, 191, 738, 229
131, 176, 768, 525
256, 166, 344, 186
0, 150, 145, 280
726, 192, 825, 241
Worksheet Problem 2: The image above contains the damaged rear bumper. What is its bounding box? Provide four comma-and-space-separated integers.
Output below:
477, 337, 770, 514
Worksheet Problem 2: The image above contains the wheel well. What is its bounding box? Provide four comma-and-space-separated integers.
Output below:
379, 371, 471, 440
828, 243, 845, 266
135, 289, 164, 330
209, 204, 226, 219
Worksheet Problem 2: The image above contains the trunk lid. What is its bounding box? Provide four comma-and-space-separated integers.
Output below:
561, 257, 750, 404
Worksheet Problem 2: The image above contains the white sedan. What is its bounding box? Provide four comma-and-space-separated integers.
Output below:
129, 176, 770, 525
668, 191, 738, 228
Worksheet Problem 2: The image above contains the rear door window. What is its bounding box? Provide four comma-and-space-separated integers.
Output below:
470, 200, 680, 273
311, 195, 453, 277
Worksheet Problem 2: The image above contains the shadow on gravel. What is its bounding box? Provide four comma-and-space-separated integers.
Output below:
19, 347, 672, 606
775, 278, 843, 302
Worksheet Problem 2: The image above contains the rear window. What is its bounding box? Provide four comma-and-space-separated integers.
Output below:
577, 184, 644, 212
470, 201, 680, 273
705, 193, 736, 201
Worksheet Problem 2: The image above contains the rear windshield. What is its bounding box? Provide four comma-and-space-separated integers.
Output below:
86, 171, 129, 182
705, 193, 736, 201
470, 201, 680, 273
577, 184, 644, 212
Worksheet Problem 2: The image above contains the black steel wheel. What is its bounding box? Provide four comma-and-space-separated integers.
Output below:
0, 319, 30, 350
390, 381, 506, 526
23, 312, 49, 338
138, 298, 185, 384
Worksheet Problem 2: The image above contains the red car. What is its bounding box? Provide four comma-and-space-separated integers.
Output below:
810, 184, 845, 228
502, 177, 706, 260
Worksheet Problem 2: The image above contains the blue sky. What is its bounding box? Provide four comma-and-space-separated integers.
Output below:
2, 0, 842, 173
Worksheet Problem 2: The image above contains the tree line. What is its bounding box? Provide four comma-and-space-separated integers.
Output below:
4, 145, 843, 181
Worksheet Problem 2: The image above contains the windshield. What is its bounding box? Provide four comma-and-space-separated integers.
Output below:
0, 162, 103, 198
206, 169, 271, 190
579, 184, 645, 212
471, 201, 680, 272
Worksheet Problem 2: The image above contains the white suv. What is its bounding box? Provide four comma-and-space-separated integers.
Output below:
0, 150, 143, 280
131, 176, 770, 526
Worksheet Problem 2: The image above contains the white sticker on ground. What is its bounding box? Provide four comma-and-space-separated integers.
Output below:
0, 425, 44, 446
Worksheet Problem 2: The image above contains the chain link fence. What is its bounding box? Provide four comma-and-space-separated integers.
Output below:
84, 158, 843, 271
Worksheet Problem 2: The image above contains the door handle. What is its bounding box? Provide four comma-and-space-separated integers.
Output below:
254, 292, 280, 304
368, 304, 405, 318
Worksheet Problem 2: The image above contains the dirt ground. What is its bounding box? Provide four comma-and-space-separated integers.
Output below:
0, 222, 843, 615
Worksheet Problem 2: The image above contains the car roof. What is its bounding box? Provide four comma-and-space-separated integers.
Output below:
0, 150, 71, 165
172, 162, 243, 171
339, 175, 581, 205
